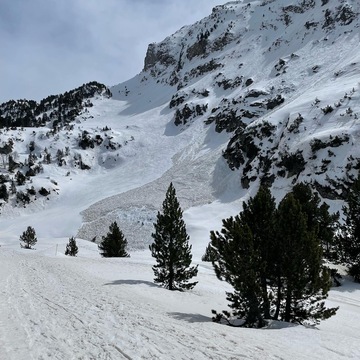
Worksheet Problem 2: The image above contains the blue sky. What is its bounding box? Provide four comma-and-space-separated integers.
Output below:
0, 0, 222, 103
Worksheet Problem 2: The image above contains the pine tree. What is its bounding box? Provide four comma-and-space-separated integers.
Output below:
16, 171, 26, 185
20, 226, 37, 249
149, 183, 198, 291
339, 174, 360, 281
210, 186, 276, 327
202, 242, 216, 262
65, 236, 78, 256
210, 215, 264, 327
0, 184, 9, 201
10, 180, 16, 194
275, 193, 337, 324
98, 221, 130, 258
211, 186, 337, 327
292, 183, 339, 261
239, 186, 277, 320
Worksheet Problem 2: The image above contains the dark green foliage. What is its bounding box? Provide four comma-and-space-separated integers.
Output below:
65, 236, 78, 257
202, 243, 216, 262
79, 131, 95, 150
210, 216, 265, 327
211, 186, 276, 327
10, 180, 16, 194
16, 191, 30, 205
0, 175, 8, 184
0, 81, 111, 129
278, 150, 306, 177
27, 186, 36, 196
239, 186, 277, 320
20, 226, 37, 249
0, 184, 9, 201
223, 120, 276, 171
174, 103, 207, 126
292, 183, 339, 260
266, 95, 285, 110
98, 221, 129, 258
338, 174, 360, 281
311, 135, 350, 154
149, 183, 198, 291
275, 193, 337, 324
56, 149, 65, 166
16, 171, 26, 185
188, 60, 223, 78
8, 155, 18, 172
211, 185, 338, 327
29, 141, 35, 153
321, 105, 334, 114
39, 187, 50, 196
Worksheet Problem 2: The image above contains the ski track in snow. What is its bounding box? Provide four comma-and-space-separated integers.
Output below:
1, 246, 360, 360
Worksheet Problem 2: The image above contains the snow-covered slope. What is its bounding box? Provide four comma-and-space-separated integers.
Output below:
1, 245, 360, 360
1, 0, 360, 358
114, 0, 360, 203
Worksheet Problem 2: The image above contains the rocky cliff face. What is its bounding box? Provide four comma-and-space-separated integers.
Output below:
135, 0, 360, 199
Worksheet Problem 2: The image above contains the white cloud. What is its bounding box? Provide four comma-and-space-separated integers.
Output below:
0, 0, 222, 102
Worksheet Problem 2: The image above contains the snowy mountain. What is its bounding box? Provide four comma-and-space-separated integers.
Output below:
1, 0, 360, 359
124, 0, 360, 201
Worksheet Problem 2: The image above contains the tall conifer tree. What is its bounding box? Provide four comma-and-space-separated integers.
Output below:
211, 186, 337, 327
292, 183, 339, 260
98, 221, 129, 258
211, 215, 265, 327
339, 174, 360, 281
239, 186, 277, 319
149, 183, 198, 291
275, 193, 337, 324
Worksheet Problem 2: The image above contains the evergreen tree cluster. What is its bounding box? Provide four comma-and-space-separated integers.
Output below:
338, 174, 360, 281
209, 184, 339, 327
0, 81, 111, 129
16, 177, 360, 331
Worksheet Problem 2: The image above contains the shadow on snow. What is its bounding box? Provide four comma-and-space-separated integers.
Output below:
103, 279, 158, 288
168, 312, 211, 323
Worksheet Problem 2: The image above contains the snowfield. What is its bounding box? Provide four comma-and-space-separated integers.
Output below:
1, 245, 360, 360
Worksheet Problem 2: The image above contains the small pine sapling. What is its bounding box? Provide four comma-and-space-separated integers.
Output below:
20, 226, 37, 249
65, 236, 78, 257
98, 221, 130, 257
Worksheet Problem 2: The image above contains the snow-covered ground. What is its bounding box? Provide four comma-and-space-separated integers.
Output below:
1, 243, 360, 359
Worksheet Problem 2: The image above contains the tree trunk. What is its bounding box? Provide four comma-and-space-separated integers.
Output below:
273, 275, 282, 320
284, 288, 292, 322
168, 262, 174, 290
261, 275, 270, 319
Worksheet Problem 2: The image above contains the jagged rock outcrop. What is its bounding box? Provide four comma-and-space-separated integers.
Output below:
136, 0, 360, 197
